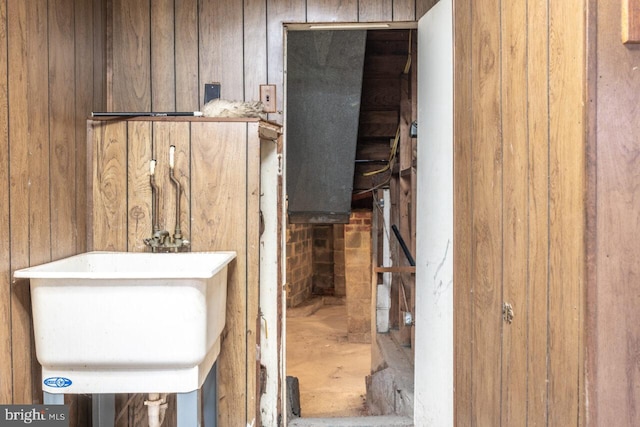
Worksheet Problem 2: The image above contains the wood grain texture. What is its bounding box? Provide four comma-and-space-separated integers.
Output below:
415, 0, 437, 19
453, 0, 472, 423
157, 121, 191, 242
151, 0, 176, 111
470, 0, 503, 424
392, 0, 415, 21
622, 0, 640, 43
89, 120, 128, 251
593, 0, 640, 424
8, 0, 51, 404
127, 121, 152, 252
246, 122, 261, 425
112, 0, 150, 111
358, 0, 392, 22
526, 0, 550, 423
244, 0, 268, 103
191, 122, 249, 427
548, 0, 586, 424
93, 0, 108, 111
398, 72, 412, 347
75, 0, 95, 256
200, 0, 244, 101
500, 0, 528, 424
0, 0, 10, 405
50, 0, 77, 261
267, 0, 306, 123
175, 0, 200, 111
409, 30, 417, 258
306, 0, 358, 22
584, 1, 597, 425
0, 0, 98, 414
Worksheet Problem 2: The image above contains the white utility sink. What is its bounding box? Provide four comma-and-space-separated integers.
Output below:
13, 251, 236, 395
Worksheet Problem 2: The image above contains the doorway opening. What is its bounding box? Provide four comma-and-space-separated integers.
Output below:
283, 25, 418, 421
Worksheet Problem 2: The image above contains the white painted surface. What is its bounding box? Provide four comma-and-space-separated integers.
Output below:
414, 0, 454, 425
13, 251, 236, 394
259, 138, 282, 426
382, 188, 392, 288
376, 284, 391, 333
376, 188, 392, 333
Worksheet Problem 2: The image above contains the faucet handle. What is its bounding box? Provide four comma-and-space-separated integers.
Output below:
169, 145, 176, 169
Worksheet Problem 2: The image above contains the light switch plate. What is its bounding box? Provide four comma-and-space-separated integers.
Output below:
260, 85, 277, 113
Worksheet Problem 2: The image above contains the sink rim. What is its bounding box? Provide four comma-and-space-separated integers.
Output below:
13, 250, 237, 280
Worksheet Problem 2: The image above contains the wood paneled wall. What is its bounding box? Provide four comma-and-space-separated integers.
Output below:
88, 118, 265, 427
0, 1, 105, 425
454, 0, 587, 425
588, 0, 640, 424
107, 0, 436, 123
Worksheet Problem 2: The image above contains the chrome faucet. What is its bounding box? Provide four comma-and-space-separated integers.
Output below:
143, 147, 190, 253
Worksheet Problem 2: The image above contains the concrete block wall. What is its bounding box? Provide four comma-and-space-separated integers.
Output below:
312, 225, 334, 295
333, 224, 346, 297
286, 223, 314, 308
344, 210, 373, 343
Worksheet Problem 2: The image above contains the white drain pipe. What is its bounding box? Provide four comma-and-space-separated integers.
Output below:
145, 393, 168, 427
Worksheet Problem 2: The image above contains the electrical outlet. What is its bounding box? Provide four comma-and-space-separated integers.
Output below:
204, 83, 221, 104
260, 85, 276, 113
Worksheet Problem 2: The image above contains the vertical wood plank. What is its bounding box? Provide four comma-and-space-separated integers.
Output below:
0, 0, 10, 405
622, 0, 640, 43
175, 0, 200, 111
548, 0, 586, 424
153, 121, 191, 245
584, 0, 597, 424
151, 0, 176, 111
471, 0, 503, 424
389, 169, 400, 330
8, 0, 50, 404
26, 0, 51, 270
526, 0, 550, 424
398, 73, 412, 347
453, 0, 472, 423
409, 30, 417, 353
50, 0, 77, 261
89, 121, 128, 251
415, 0, 437, 19
127, 121, 152, 252
200, 0, 244, 102
358, 0, 392, 22
392, 0, 415, 21
409, 29, 417, 258
306, 0, 358, 22
75, 0, 95, 256
246, 122, 261, 426
93, 0, 108, 111
500, 0, 528, 423
244, 0, 268, 102
191, 121, 248, 426
593, 0, 640, 424
267, 0, 306, 123
112, 0, 151, 111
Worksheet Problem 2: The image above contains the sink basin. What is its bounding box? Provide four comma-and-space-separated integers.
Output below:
13, 251, 236, 394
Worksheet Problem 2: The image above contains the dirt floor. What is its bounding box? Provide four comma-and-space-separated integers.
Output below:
286, 300, 371, 418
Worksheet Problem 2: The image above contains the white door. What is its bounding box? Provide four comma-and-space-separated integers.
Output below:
414, 0, 454, 425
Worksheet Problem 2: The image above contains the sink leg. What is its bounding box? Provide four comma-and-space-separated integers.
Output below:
92, 394, 115, 427
202, 362, 217, 426
177, 390, 201, 426
43, 392, 64, 405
